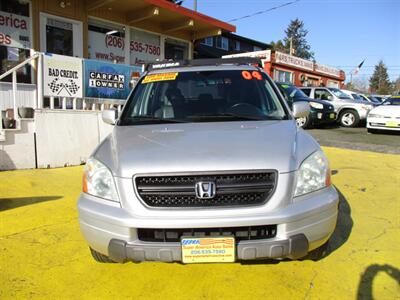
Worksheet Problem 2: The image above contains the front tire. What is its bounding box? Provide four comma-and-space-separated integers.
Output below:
90, 248, 115, 263
296, 116, 311, 129
339, 110, 360, 127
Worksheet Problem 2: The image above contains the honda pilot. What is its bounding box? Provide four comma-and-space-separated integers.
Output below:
78, 58, 339, 264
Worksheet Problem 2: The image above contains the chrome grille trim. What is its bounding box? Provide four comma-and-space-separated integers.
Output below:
133, 170, 277, 208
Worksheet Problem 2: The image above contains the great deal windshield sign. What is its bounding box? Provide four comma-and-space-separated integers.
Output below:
84, 60, 141, 100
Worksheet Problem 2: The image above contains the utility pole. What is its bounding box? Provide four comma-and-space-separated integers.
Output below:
289, 37, 293, 56
194, 0, 197, 11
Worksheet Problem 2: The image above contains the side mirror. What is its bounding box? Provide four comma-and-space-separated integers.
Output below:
293, 101, 310, 119
327, 95, 333, 101
102, 109, 118, 125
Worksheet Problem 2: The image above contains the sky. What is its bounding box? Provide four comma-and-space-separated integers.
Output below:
182, 0, 400, 83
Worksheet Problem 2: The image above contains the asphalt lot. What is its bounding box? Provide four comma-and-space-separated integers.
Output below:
307, 126, 400, 154
1, 147, 399, 299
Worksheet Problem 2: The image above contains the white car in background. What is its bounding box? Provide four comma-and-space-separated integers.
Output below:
341, 89, 363, 101
367, 96, 400, 133
341, 90, 380, 105
358, 94, 381, 105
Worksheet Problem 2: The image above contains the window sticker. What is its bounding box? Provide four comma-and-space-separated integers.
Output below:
241, 70, 262, 80
242, 70, 252, 80
142, 72, 178, 83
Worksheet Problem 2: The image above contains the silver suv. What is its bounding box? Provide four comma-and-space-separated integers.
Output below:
78, 59, 339, 264
300, 87, 374, 127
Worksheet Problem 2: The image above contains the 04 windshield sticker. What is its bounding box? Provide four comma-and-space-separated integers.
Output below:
242, 70, 262, 80
142, 72, 179, 84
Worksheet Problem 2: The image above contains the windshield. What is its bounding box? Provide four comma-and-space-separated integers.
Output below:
119, 70, 288, 125
328, 88, 352, 99
352, 93, 363, 100
278, 84, 308, 99
367, 96, 381, 104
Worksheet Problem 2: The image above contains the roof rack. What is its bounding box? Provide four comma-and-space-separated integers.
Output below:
145, 57, 262, 71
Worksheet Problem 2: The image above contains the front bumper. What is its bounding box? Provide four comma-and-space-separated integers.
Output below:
78, 186, 339, 262
310, 110, 337, 124
107, 234, 309, 262
367, 117, 400, 131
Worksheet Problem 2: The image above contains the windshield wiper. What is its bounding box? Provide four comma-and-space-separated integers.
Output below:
120, 116, 188, 125
187, 113, 282, 121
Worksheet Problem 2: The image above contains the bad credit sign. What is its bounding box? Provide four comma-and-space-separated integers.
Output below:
43, 54, 83, 98
0, 11, 31, 49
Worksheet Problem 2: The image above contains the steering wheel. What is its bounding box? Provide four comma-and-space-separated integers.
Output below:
226, 103, 264, 116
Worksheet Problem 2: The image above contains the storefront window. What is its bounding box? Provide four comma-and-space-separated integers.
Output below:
130, 28, 161, 65
0, 0, 32, 83
165, 38, 188, 61
88, 20, 125, 64
274, 69, 293, 83
327, 80, 339, 88
46, 18, 73, 56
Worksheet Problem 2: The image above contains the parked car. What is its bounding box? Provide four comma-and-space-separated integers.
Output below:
367, 96, 400, 133
341, 89, 364, 101
358, 94, 381, 105
276, 82, 336, 128
300, 86, 374, 127
371, 95, 389, 102
78, 58, 338, 264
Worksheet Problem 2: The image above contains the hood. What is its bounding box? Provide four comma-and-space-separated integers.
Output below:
94, 121, 319, 178
369, 105, 400, 117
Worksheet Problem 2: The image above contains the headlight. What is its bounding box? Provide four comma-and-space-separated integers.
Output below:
294, 150, 331, 197
83, 158, 119, 202
309, 102, 324, 109
368, 113, 384, 118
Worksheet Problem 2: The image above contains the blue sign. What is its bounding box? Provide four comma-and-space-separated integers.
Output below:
83, 59, 141, 100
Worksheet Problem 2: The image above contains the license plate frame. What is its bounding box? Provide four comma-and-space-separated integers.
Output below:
181, 236, 235, 264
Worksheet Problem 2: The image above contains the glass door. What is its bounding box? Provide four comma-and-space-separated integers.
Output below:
40, 13, 83, 57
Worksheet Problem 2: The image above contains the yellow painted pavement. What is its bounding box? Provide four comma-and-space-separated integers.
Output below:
0, 147, 399, 299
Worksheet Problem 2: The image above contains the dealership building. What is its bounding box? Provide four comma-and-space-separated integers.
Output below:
224, 50, 345, 88
0, 0, 236, 170
0, 0, 235, 84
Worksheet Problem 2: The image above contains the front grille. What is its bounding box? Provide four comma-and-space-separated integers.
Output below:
138, 225, 277, 242
135, 171, 276, 208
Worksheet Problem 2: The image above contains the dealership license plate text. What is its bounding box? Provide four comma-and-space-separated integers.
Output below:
181, 237, 235, 263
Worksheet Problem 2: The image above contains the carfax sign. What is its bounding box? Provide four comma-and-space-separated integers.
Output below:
43, 53, 83, 98
84, 60, 141, 100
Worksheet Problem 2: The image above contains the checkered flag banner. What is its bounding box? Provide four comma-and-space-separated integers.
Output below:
65, 79, 80, 95
47, 78, 80, 96
48, 78, 62, 94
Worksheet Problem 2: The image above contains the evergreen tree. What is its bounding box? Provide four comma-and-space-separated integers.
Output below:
270, 40, 286, 52
283, 19, 314, 59
369, 61, 392, 94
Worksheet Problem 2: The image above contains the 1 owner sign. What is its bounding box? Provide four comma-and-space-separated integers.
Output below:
43, 54, 83, 98
84, 59, 141, 100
